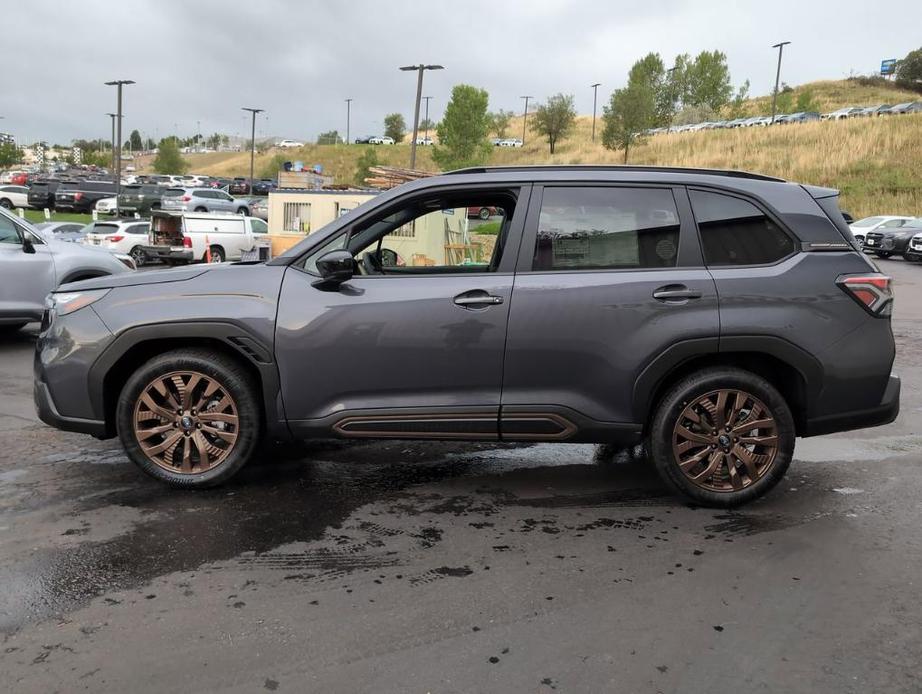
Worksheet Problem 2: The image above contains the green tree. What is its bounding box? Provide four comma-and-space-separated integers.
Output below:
673, 50, 733, 112
418, 118, 436, 132
206, 133, 223, 150
384, 113, 406, 142
487, 109, 515, 138
0, 141, 23, 167
725, 80, 751, 119
774, 85, 795, 115
316, 130, 342, 145
432, 84, 493, 170
152, 137, 189, 174
601, 79, 656, 163
795, 87, 820, 113
129, 129, 143, 151
259, 153, 288, 179
354, 147, 379, 186
533, 93, 576, 154
895, 47, 922, 92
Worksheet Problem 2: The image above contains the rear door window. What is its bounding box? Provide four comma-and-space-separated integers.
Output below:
689, 189, 795, 266
532, 187, 680, 271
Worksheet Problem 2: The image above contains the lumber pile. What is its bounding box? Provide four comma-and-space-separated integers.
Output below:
364, 166, 434, 189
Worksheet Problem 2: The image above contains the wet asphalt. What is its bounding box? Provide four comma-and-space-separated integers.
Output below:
1, 261, 921, 693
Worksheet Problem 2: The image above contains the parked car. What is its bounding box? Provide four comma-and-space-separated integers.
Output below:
81, 219, 152, 267
822, 107, 862, 120
141, 211, 269, 264
54, 180, 117, 213
248, 197, 268, 221
863, 218, 922, 258
0, 207, 133, 332
34, 221, 88, 243
853, 104, 891, 118
882, 102, 922, 115
119, 183, 164, 216
354, 136, 374, 145
0, 185, 30, 209
95, 197, 118, 215
251, 179, 277, 195
902, 227, 922, 263
34, 165, 899, 509
468, 206, 498, 220
369, 136, 395, 145
777, 112, 820, 124
849, 215, 915, 246
27, 180, 64, 210
229, 178, 250, 195
414, 137, 434, 146
161, 188, 250, 215
277, 139, 305, 148
498, 138, 524, 147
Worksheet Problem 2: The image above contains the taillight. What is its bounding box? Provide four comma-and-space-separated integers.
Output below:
182, 196, 191, 202
182, 236, 192, 248
105, 235, 124, 242
74, 192, 83, 201
838, 274, 893, 316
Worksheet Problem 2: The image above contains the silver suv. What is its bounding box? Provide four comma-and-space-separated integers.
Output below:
161, 188, 251, 216
0, 207, 134, 332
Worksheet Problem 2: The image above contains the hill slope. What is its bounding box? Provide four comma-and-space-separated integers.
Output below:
159, 80, 922, 218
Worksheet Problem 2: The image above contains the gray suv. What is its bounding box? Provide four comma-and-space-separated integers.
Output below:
34, 166, 899, 507
161, 187, 250, 215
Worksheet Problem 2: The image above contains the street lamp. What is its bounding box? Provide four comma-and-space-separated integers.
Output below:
520, 96, 533, 145
590, 83, 601, 142
241, 107, 264, 194
422, 96, 433, 140
399, 64, 444, 168
345, 98, 353, 145
104, 79, 134, 216
770, 41, 791, 124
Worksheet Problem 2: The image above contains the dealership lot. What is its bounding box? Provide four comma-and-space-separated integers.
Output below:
0, 259, 921, 692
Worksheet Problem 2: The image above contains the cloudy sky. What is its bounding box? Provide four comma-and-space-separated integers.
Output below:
5, 0, 920, 144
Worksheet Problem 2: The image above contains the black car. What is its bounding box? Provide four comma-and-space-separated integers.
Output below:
35, 165, 899, 508
118, 184, 163, 216
27, 180, 65, 210
864, 220, 922, 259
251, 179, 277, 195
54, 180, 117, 213
229, 178, 250, 195
354, 136, 373, 144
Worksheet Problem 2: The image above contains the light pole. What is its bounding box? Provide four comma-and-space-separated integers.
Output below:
770, 41, 791, 124
241, 107, 264, 194
345, 98, 352, 145
399, 64, 444, 169
104, 80, 134, 216
520, 95, 533, 145
665, 66, 678, 133
590, 83, 601, 142
422, 96, 432, 140
106, 113, 117, 172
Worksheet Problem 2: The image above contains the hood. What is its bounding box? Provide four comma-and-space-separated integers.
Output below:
60, 265, 210, 291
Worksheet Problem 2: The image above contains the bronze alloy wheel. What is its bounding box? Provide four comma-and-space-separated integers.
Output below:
132, 370, 239, 474
672, 388, 779, 493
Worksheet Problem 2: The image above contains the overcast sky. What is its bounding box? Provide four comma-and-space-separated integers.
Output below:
5, 0, 920, 144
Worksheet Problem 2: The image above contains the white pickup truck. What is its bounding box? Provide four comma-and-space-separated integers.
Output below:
142, 211, 270, 264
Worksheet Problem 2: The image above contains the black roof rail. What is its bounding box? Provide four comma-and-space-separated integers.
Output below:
446, 164, 785, 182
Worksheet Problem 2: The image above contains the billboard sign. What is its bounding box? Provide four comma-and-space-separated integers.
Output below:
881, 59, 897, 75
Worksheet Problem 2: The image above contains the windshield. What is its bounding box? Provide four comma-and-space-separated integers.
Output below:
851, 217, 885, 228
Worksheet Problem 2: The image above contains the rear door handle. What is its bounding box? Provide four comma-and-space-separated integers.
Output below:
652, 285, 703, 302
453, 291, 504, 308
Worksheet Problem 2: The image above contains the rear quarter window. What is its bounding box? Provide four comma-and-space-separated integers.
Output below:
689, 189, 795, 266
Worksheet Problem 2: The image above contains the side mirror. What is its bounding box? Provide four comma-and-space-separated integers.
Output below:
22, 235, 36, 254
313, 249, 355, 288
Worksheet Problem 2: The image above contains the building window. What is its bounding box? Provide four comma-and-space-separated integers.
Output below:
283, 202, 311, 233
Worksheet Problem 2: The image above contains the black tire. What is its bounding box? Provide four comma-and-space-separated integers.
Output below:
236, 207, 249, 216
478, 207, 491, 220
648, 367, 795, 508
151, 203, 161, 210
207, 245, 225, 263
116, 349, 261, 488
129, 245, 147, 267
875, 252, 892, 259
0, 199, 12, 209
194, 206, 208, 213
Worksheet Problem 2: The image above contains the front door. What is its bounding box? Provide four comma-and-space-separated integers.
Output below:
275, 186, 527, 439
0, 214, 56, 323
501, 184, 720, 438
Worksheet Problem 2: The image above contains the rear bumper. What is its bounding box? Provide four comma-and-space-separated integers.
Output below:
141, 245, 194, 262
803, 373, 900, 437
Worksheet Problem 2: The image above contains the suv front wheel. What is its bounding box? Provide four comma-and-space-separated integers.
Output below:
116, 349, 261, 488
648, 367, 794, 507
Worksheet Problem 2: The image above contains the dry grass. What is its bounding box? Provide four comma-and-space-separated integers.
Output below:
154, 80, 922, 218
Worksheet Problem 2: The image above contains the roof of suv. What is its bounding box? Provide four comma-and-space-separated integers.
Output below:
448, 165, 785, 182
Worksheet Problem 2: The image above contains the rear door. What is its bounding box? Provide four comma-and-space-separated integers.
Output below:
501, 184, 719, 437
0, 215, 56, 322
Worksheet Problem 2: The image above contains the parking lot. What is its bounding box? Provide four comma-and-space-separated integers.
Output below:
0, 257, 918, 692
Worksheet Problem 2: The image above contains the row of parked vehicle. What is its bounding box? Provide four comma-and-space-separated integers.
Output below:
647, 100, 922, 135
849, 215, 922, 262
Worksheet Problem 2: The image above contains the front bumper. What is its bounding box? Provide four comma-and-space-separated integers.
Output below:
803, 374, 900, 437
34, 379, 107, 437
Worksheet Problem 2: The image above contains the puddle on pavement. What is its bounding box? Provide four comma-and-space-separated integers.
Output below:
794, 434, 922, 462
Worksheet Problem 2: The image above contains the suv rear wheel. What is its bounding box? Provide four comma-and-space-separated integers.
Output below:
116, 349, 261, 488
648, 367, 794, 507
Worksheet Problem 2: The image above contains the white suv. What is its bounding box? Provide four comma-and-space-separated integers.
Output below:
278, 139, 304, 148
81, 219, 152, 266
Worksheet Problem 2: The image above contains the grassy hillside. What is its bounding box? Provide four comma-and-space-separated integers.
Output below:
153, 80, 922, 218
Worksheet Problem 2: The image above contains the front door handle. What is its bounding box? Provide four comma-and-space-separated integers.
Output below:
453, 291, 504, 308
652, 285, 703, 302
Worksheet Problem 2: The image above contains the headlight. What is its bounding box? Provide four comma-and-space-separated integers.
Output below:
49, 289, 111, 316
113, 253, 137, 270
